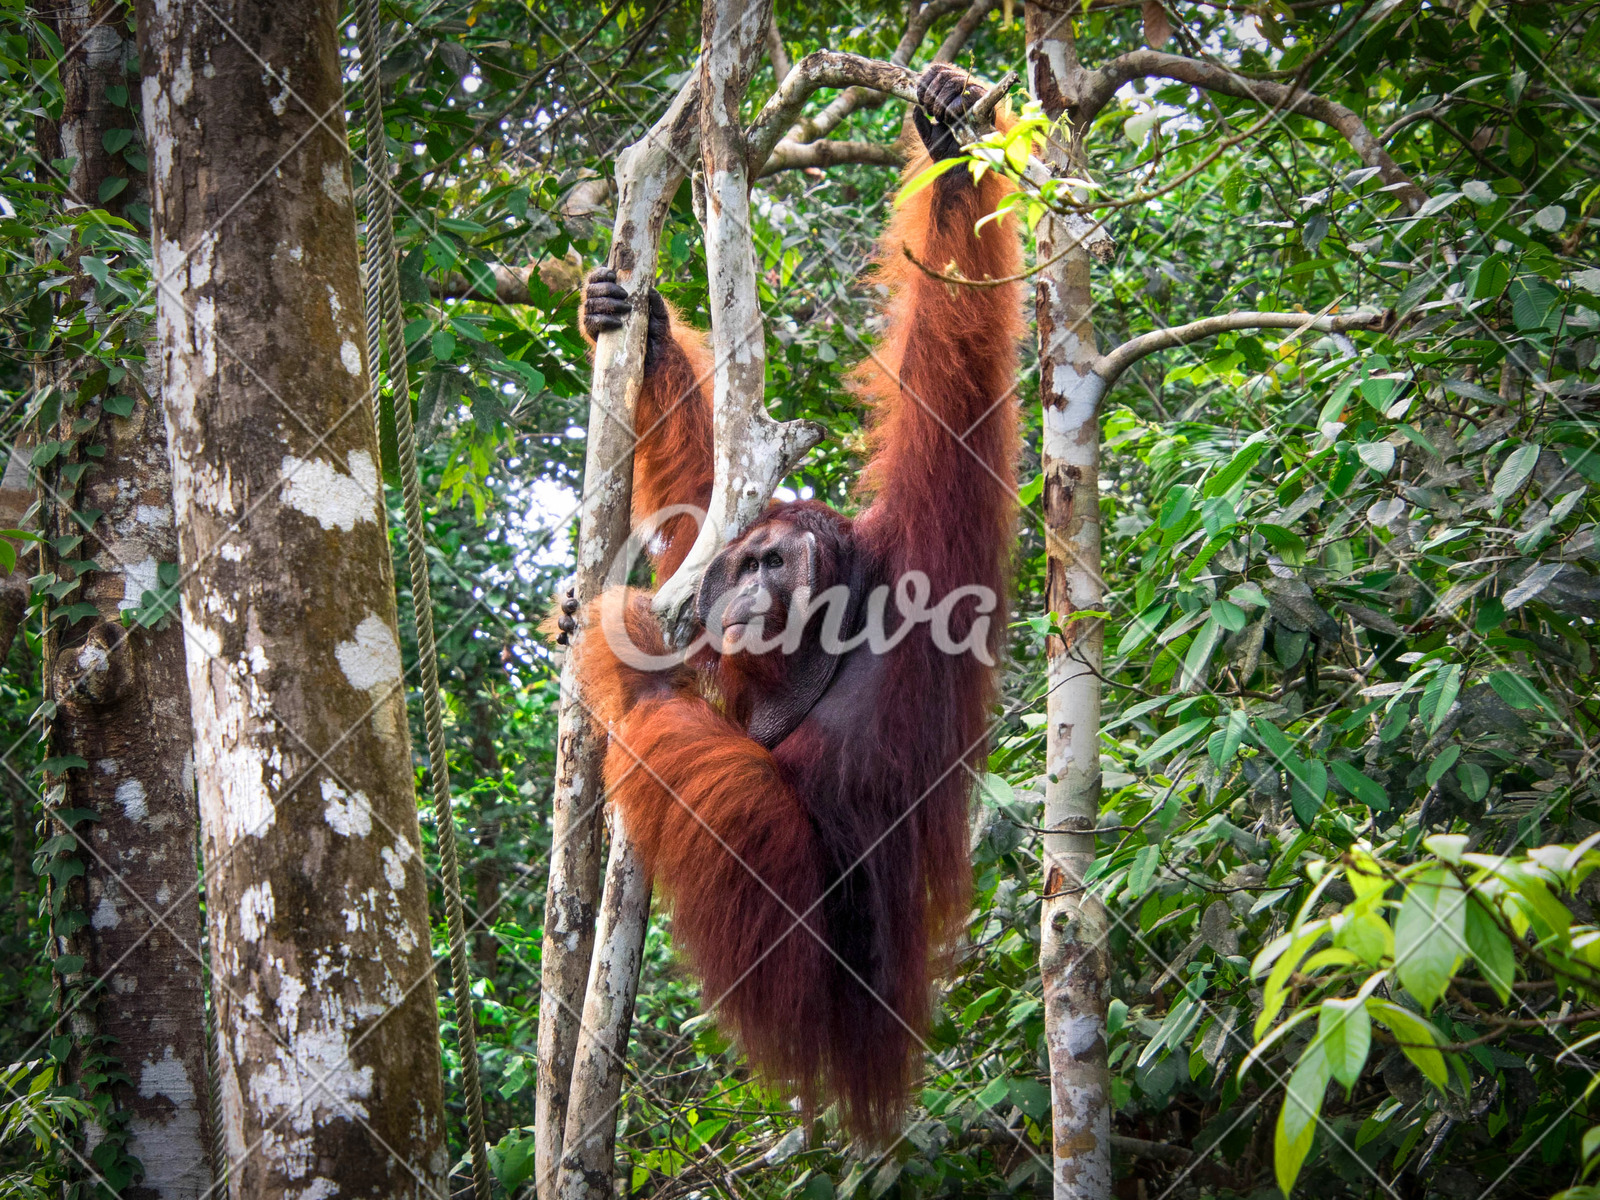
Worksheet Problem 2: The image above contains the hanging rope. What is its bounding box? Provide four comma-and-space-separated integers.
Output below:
354, 2, 492, 1196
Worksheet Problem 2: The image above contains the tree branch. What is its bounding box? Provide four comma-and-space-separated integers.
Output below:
765, 7, 791, 84
652, 0, 823, 634
780, 0, 966, 145
1079, 50, 1428, 212
543, 72, 700, 1200
745, 50, 917, 174
1093, 308, 1389, 391
933, 0, 1000, 62
757, 136, 905, 175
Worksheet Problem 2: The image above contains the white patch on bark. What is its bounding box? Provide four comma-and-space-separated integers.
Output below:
187, 461, 238, 515
334, 613, 401, 692
77, 641, 109, 674
92, 893, 121, 929
238, 881, 274, 942
220, 542, 245, 562
116, 778, 149, 823
321, 161, 350, 206
169, 51, 194, 106
194, 295, 217, 377
136, 503, 173, 526
130, 1048, 208, 1200
122, 555, 161, 611
182, 599, 277, 845
279, 451, 378, 531
321, 779, 372, 838
339, 340, 362, 376
380, 839, 412, 890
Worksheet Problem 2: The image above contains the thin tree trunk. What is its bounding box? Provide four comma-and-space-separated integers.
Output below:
1025, 8, 1114, 1199
535, 72, 701, 1200
139, 1, 447, 1194
33, 4, 213, 1195
468, 693, 502, 980
557, 7, 824, 1193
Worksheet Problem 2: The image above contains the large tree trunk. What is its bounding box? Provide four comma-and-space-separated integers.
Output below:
139, 1, 448, 1195
34, 4, 214, 1196
1025, 8, 1114, 1200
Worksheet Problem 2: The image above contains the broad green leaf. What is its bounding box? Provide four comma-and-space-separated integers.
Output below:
1335, 912, 1392, 966
1393, 868, 1466, 1010
1287, 759, 1327, 827
1116, 603, 1169, 656
1419, 663, 1461, 733
1331, 761, 1388, 809
1317, 997, 1372, 1091
1425, 745, 1462, 788
1366, 999, 1448, 1090
1211, 599, 1247, 632
1492, 443, 1540, 504
1214, 709, 1248, 768
1133, 717, 1211, 768
1274, 1041, 1329, 1194
894, 156, 962, 206
1204, 435, 1269, 497
1125, 844, 1160, 900
1464, 894, 1515, 1003
1356, 442, 1395, 475
1178, 617, 1223, 691
1487, 669, 1558, 715
1457, 761, 1490, 802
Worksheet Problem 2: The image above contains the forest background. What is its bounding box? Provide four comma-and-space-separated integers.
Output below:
0, 0, 1598, 1198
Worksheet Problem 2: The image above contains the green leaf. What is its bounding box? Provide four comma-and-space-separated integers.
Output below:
1457, 761, 1489, 802
1009, 1077, 1050, 1120
101, 127, 133, 153
431, 329, 457, 360
1257, 523, 1307, 564
1126, 844, 1160, 900
1393, 867, 1466, 1010
1211, 709, 1248, 768
1330, 761, 1388, 809
1204, 434, 1268, 498
1356, 442, 1395, 475
1366, 998, 1448, 1090
1211, 599, 1247, 632
1134, 717, 1212, 768
1288, 759, 1327, 827
1487, 669, 1557, 715
52, 954, 85, 974
1178, 616, 1223, 691
1116, 603, 1169, 656
1464, 895, 1515, 1003
1317, 997, 1371, 1091
102, 393, 135, 417
1274, 1041, 1328, 1195
1017, 474, 1043, 504
1425, 744, 1462, 788
894, 156, 962, 207
1420, 664, 1461, 733
1492, 443, 1540, 504
98, 175, 128, 202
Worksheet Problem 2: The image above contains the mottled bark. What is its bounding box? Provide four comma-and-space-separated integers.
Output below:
650, 0, 822, 630
139, 0, 447, 1195
535, 77, 700, 1200
1026, 8, 1113, 1200
552, 827, 650, 1200
34, 4, 213, 1195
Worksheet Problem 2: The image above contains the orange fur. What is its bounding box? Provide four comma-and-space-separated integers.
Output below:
570, 132, 1024, 1142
